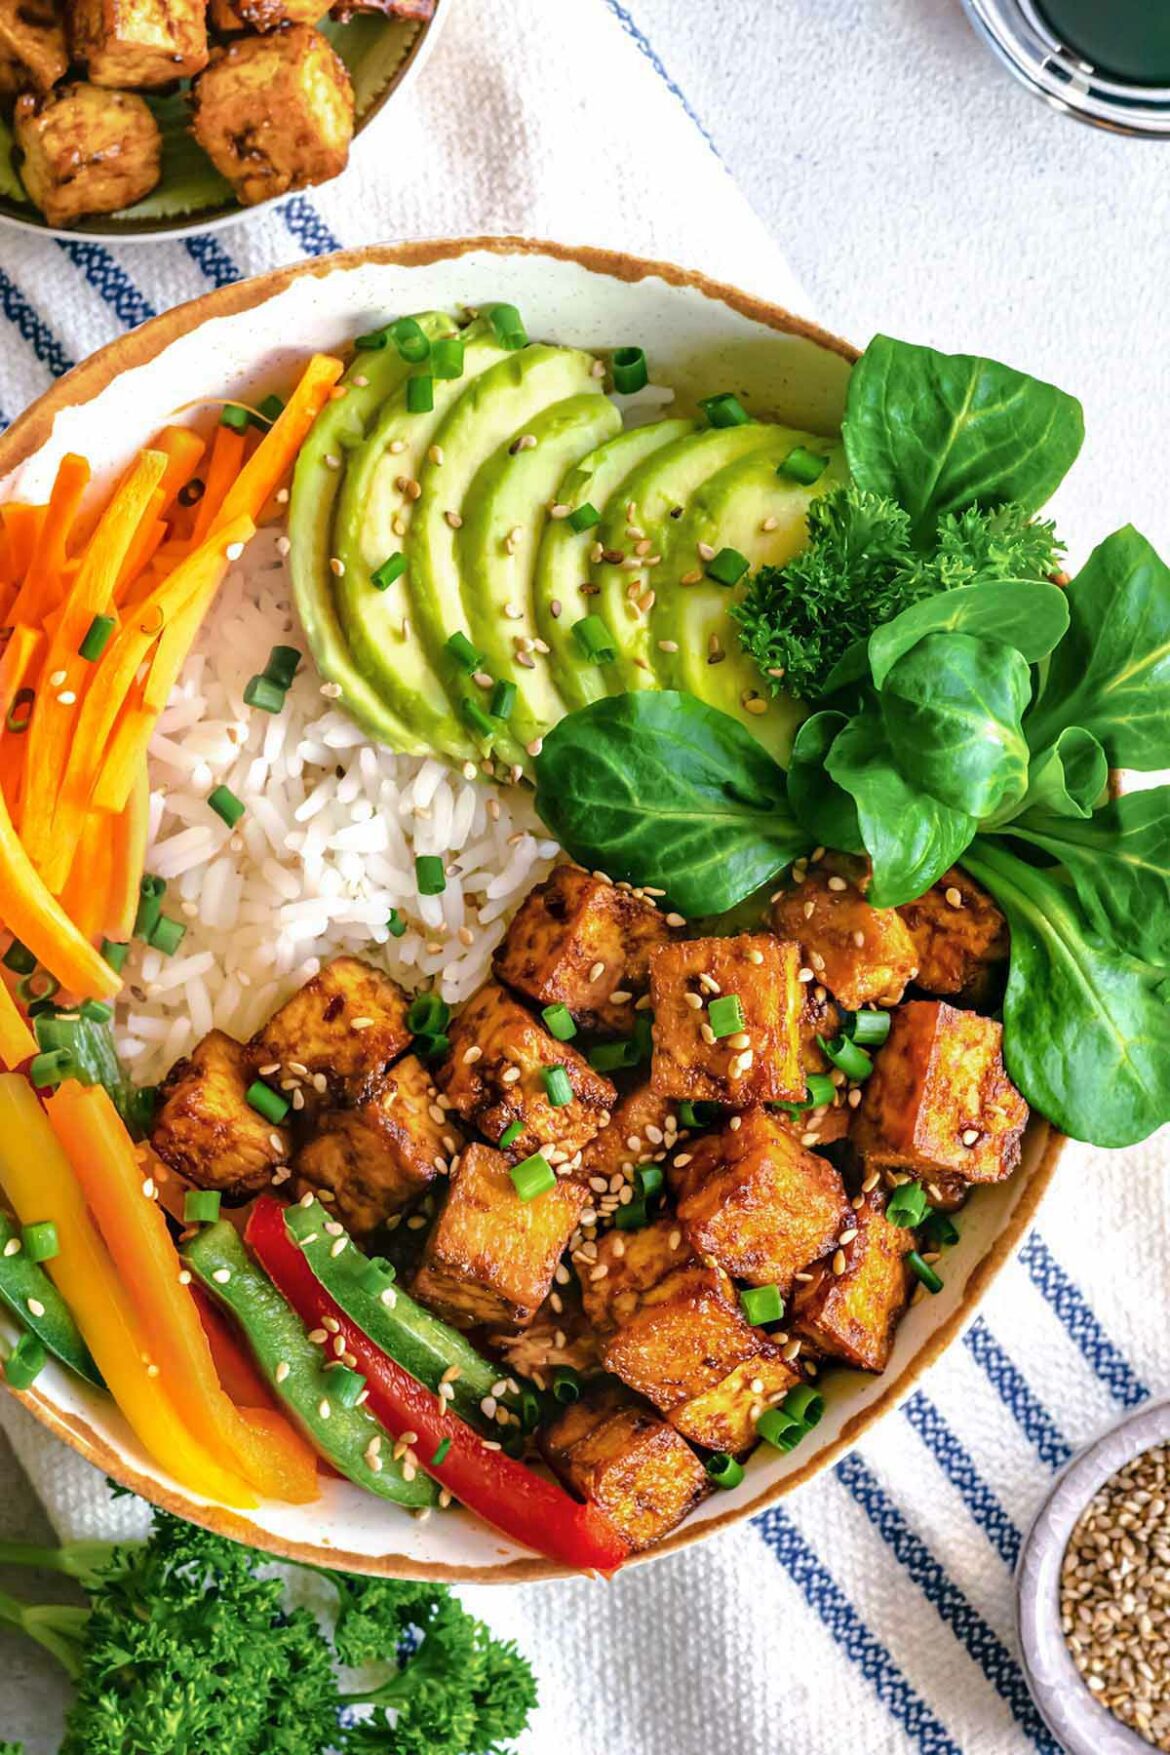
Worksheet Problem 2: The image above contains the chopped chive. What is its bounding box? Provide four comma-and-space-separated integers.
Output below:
756, 1404, 803, 1447
551, 1365, 582, 1404
846, 1008, 892, 1047
463, 696, 496, 738
740, 1283, 784, 1326
245, 1080, 289, 1125
908, 1250, 943, 1293
5, 688, 33, 734
498, 1120, 524, 1150
432, 1436, 452, 1466
243, 674, 286, 713
149, 916, 186, 957
21, 1221, 58, 1263
2, 940, 35, 976
886, 1181, 929, 1228
804, 1072, 837, 1108
922, 1211, 960, 1250
80, 999, 113, 1024
406, 374, 434, 413
679, 1099, 722, 1129
699, 392, 750, 428
184, 1190, 221, 1225
407, 991, 450, 1036
445, 630, 483, 672
614, 1198, 650, 1231
706, 1452, 745, 1490
354, 326, 389, 352
16, 970, 57, 1008
263, 645, 301, 690
386, 909, 407, 939
220, 403, 250, 431
520, 1386, 543, 1431
329, 1365, 367, 1408
488, 303, 527, 350
101, 939, 129, 973
778, 445, 828, 485
371, 552, 407, 591
511, 1153, 555, 1201
28, 1050, 69, 1089
612, 346, 648, 394
633, 1163, 663, 1202
706, 546, 749, 587
542, 1065, 573, 1108
567, 501, 601, 533
207, 784, 245, 827
415, 854, 446, 896
431, 337, 464, 379
707, 993, 745, 1038
573, 614, 616, 663
541, 1003, 577, 1042
133, 875, 165, 942
817, 1033, 873, 1082
257, 393, 285, 425
783, 1385, 825, 1427
489, 679, 516, 721
587, 1039, 637, 1072
79, 614, 116, 662
390, 317, 430, 362
5, 1332, 46, 1390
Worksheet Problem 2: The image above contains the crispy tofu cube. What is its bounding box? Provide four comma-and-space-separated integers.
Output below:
191, 27, 354, 207
649, 934, 803, 1107
437, 982, 616, 1164
491, 1281, 603, 1382
675, 1107, 849, 1294
578, 1215, 694, 1335
541, 1384, 710, 1552
0, 0, 67, 94
151, 1029, 289, 1197
494, 864, 673, 1035
210, 0, 329, 30
411, 1141, 585, 1329
798, 979, 841, 1075
853, 1000, 1028, 1185
792, 1193, 913, 1372
248, 957, 412, 1120
897, 866, 1008, 1004
772, 856, 919, 1009
670, 1340, 800, 1453
776, 1096, 853, 1150
292, 1054, 460, 1238
69, 0, 207, 85
14, 83, 160, 226
578, 1082, 682, 1187
330, 0, 434, 19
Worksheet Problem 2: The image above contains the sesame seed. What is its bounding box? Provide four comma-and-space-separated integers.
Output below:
589, 960, 606, 981
211, 1268, 231, 1284
463, 1044, 483, 1064
697, 541, 715, 561
832, 1249, 847, 1275
827, 874, 848, 892
839, 1227, 859, 1245
318, 1398, 332, 1419
48, 668, 67, 686
501, 1065, 522, 1084
481, 1395, 498, 1418
945, 886, 964, 908
444, 510, 463, 528
852, 929, 866, 948
2, 1239, 20, 1258
665, 912, 686, 928
57, 691, 76, 706
761, 514, 779, 532
848, 1088, 863, 1108
684, 991, 703, 1010
274, 1361, 290, 1383
178, 1269, 192, 1285
589, 1264, 609, 1281
962, 1127, 981, 1146
26, 1297, 44, 1317
669, 1228, 682, 1250
330, 1237, 347, 1257
329, 556, 345, 576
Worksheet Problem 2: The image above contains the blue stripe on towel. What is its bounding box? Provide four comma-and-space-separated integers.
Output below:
0, 268, 74, 378
56, 240, 156, 329
184, 234, 244, 288
902, 1390, 1021, 1569
281, 196, 342, 257
1021, 1232, 1149, 1409
964, 1319, 1073, 1471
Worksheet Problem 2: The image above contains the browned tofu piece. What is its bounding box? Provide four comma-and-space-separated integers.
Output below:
210, 0, 329, 30
670, 1340, 800, 1453
191, 27, 353, 207
896, 866, 1009, 1004
675, 1106, 849, 1294
775, 1096, 853, 1150
152, 1029, 289, 1198
649, 934, 803, 1107
578, 1215, 694, 1335
69, 0, 207, 85
853, 1000, 1028, 1185
292, 1053, 460, 1238
491, 1281, 603, 1382
331, 0, 434, 20
412, 1141, 586, 1329
772, 856, 919, 1009
541, 1384, 710, 1552
797, 978, 841, 1076
578, 1082, 682, 1188
494, 864, 673, 1035
792, 1193, 914, 1372
0, 0, 66, 94
248, 957, 412, 1120
437, 982, 616, 1165
14, 83, 160, 226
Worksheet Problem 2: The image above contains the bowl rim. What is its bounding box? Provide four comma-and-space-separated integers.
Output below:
0, 234, 1067, 1581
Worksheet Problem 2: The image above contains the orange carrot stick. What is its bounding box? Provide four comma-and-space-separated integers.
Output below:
189, 424, 246, 548
213, 354, 343, 534
56, 806, 113, 929
91, 703, 152, 816
152, 425, 206, 513
0, 780, 116, 999
7, 456, 91, 626
0, 979, 35, 1069
113, 486, 167, 604
0, 626, 43, 811
105, 761, 150, 940
1, 503, 45, 586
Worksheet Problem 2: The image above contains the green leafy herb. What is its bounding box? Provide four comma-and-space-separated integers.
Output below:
1011, 726, 1108, 822
786, 710, 864, 853
867, 578, 1070, 688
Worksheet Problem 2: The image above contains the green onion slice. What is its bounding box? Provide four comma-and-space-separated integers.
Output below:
567, 501, 601, 533
463, 697, 496, 738
922, 1211, 960, 1250
706, 547, 749, 587
817, 1033, 873, 1081
778, 445, 828, 485
406, 374, 434, 413
634, 1164, 663, 1202
415, 854, 446, 896
541, 1003, 577, 1042
245, 1080, 289, 1125
2, 940, 36, 976
257, 394, 285, 425
5, 1332, 46, 1391
220, 403, 250, 431
243, 675, 286, 714
407, 991, 451, 1036
614, 1198, 650, 1231
328, 1365, 367, 1409
498, 1119, 524, 1150
184, 1190, 221, 1225
699, 392, 750, 428
886, 1181, 929, 1228
79, 614, 115, 662
149, 917, 187, 957
783, 1385, 824, 1427
511, 1153, 555, 1201
432, 1436, 452, 1466
844, 1008, 891, 1048
488, 303, 527, 350
431, 337, 465, 379
386, 909, 407, 939
552, 1366, 582, 1404
908, 1251, 943, 1294
101, 939, 129, 973
207, 784, 245, 828
264, 645, 301, 690
705, 1452, 745, 1490
541, 1065, 573, 1108
740, 1283, 784, 1326
573, 614, 617, 663
445, 630, 483, 672
5, 688, 33, 735
489, 679, 516, 721
371, 553, 407, 591
707, 993, 745, 1039
612, 346, 648, 394
28, 1050, 70, 1089
390, 317, 430, 362
21, 1221, 58, 1263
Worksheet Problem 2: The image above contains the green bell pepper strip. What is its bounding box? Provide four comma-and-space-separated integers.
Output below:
0, 1213, 103, 1387
287, 1197, 523, 1432
182, 1222, 437, 1511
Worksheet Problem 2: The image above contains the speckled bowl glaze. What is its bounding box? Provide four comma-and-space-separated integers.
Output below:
0, 237, 1065, 1580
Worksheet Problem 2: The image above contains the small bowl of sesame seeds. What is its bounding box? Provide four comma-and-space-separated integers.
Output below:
1018, 1398, 1170, 1753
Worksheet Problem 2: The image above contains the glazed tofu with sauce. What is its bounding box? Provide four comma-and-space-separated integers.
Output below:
247, 956, 412, 1120
151, 1029, 290, 1197
411, 1141, 587, 1330
208, 0, 330, 29
896, 866, 1009, 1005
14, 83, 161, 226
853, 1000, 1028, 1185
578, 1215, 695, 1335
577, 1082, 681, 1187
293, 1054, 461, 1239
772, 854, 919, 1010
675, 1106, 850, 1295
541, 1384, 710, 1552
494, 864, 673, 1035
68, 0, 208, 86
0, 0, 67, 95
792, 1193, 914, 1373
191, 27, 354, 208
437, 982, 616, 1164
649, 934, 804, 1107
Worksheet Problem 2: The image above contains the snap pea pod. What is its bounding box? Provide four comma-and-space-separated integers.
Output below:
287, 1198, 524, 1432
182, 1221, 437, 1510
0, 1213, 103, 1387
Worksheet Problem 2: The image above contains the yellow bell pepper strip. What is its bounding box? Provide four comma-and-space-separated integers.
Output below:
0, 781, 116, 1001
46, 1082, 318, 1505
0, 1075, 257, 1509
0, 981, 35, 1069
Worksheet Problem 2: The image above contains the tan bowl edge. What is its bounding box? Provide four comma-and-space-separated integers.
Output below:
0, 235, 1066, 1582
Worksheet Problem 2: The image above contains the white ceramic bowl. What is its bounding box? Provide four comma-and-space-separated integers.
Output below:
0, 238, 1063, 1580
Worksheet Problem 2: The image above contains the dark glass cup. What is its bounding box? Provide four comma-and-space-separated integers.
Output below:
961, 0, 1170, 135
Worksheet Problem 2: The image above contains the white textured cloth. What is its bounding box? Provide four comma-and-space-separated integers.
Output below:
1, 3, 1167, 1753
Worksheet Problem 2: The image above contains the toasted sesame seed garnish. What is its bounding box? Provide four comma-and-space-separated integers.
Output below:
945, 886, 964, 908
697, 541, 715, 561
501, 1065, 522, 1085
444, 509, 463, 528
380, 1285, 398, 1308
665, 912, 686, 929
961, 1127, 981, 1146
4, 1239, 22, 1259
848, 1087, 863, 1109
462, 1044, 483, 1065
211, 1268, 231, 1285
57, 690, 76, 706
588, 1263, 609, 1281
827, 874, 848, 892
761, 514, 779, 532
832, 1249, 847, 1275
839, 1227, 859, 1246
48, 668, 67, 687
26, 1296, 44, 1317
726, 1031, 751, 1051
324, 453, 341, 470
782, 1338, 803, 1361
852, 929, 866, 948
683, 991, 704, 1010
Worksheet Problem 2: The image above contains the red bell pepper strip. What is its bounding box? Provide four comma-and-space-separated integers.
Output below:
246, 1197, 629, 1575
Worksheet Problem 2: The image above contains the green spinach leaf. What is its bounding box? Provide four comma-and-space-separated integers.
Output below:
1009, 727, 1107, 822
533, 691, 809, 917
1025, 526, 1170, 770
825, 713, 976, 906
880, 632, 1032, 817
844, 335, 1084, 540
868, 580, 1070, 688
963, 837, 1170, 1146
787, 711, 864, 853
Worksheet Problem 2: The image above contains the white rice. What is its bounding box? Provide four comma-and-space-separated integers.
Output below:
113, 526, 560, 1081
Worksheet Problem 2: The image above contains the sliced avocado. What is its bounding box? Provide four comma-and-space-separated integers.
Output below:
332, 316, 514, 763
651, 427, 845, 761
533, 417, 695, 714
288, 309, 459, 754
586, 423, 783, 694
456, 390, 621, 754
407, 343, 605, 766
